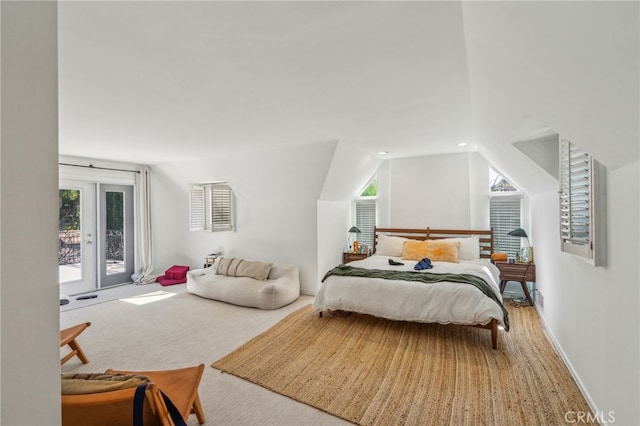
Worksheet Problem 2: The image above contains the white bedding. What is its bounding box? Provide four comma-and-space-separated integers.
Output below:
313, 255, 506, 328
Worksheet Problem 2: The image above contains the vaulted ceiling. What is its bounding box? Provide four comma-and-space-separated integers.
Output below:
58, 1, 638, 193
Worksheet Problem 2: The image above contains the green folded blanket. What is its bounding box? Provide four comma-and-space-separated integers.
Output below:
322, 265, 509, 331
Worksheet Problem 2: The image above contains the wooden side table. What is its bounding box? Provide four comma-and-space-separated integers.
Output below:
343, 252, 368, 264
495, 261, 536, 305
204, 253, 220, 268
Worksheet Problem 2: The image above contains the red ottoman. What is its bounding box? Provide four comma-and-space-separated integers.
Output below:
157, 265, 190, 286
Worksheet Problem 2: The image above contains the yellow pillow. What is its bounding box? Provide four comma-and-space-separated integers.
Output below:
401, 240, 429, 261
401, 239, 460, 263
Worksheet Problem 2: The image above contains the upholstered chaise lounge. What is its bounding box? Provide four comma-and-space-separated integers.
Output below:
186, 258, 300, 310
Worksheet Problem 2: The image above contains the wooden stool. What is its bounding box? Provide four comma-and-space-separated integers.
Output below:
60, 322, 91, 366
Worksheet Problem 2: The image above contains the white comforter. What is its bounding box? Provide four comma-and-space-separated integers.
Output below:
313, 255, 506, 328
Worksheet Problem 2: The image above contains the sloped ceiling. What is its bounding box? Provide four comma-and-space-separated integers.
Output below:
462, 1, 638, 194
58, 2, 474, 163
58, 1, 638, 195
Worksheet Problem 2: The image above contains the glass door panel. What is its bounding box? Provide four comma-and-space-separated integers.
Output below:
58, 189, 81, 283
99, 184, 134, 287
105, 190, 125, 275
59, 180, 97, 294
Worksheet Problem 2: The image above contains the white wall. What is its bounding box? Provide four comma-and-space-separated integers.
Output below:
467, 152, 490, 229
378, 152, 490, 229
319, 141, 383, 202
151, 141, 336, 295
316, 141, 383, 287
0, 2, 60, 423
316, 200, 349, 286
531, 161, 639, 425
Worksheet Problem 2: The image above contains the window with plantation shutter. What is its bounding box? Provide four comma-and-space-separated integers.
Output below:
355, 199, 376, 249
189, 182, 234, 232
559, 138, 598, 262
211, 183, 233, 231
189, 185, 206, 231
490, 195, 522, 256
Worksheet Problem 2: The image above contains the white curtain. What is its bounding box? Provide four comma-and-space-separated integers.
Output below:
131, 168, 156, 284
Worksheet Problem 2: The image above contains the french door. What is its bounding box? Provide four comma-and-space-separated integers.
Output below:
59, 180, 96, 294
58, 180, 134, 294
99, 184, 134, 288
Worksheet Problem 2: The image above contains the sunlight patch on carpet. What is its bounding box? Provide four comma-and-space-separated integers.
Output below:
120, 290, 176, 305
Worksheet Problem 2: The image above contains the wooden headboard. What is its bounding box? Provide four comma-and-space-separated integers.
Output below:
373, 227, 494, 259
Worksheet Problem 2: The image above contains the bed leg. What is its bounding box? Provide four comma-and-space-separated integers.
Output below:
491, 319, 498, 349
319, 311, 323, 318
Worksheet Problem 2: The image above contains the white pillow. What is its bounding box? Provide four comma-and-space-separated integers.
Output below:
376, 235, 408, 257
446, 236, 480, 260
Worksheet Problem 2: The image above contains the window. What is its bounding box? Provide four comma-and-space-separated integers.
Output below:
559, 138, 599, 263
354, 177, 377, 250
490, 169, 519, 192
489, 169, 522, 256
189, 182, 234, 232
490, 195, 522, 256
355, 199, 376, 248
210, 183, 233, 231
189, 186, 206, 231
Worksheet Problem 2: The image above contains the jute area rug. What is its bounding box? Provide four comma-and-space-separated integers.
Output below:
212, 304, 594, 425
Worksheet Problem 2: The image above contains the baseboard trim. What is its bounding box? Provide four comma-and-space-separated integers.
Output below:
300, 287, 316, 297
533, 303, 609, 425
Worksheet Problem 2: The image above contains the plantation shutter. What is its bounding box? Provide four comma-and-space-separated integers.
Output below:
211, 183, 233, 231
559, 139, 594, 260
355, 199, 376, 248
490, 196, 522, 256
189, 185, 205, 231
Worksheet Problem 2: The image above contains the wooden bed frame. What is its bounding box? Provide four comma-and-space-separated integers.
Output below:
373, 227, 494, 259
346, 227, 500, 349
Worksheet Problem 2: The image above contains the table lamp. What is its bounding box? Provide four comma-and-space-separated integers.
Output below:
348, 226, 361, 252
508, 227, 533, 262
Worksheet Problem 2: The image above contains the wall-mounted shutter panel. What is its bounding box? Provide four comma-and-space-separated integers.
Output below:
355, 199, 376, 248
490, 196, 522, 256
559, 139, 595, 260
211, 183, 233, 231
189, 185, 205, 231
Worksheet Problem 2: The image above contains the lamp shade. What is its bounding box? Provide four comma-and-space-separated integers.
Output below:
348, 226, 362, 233
507, 228, 528, 238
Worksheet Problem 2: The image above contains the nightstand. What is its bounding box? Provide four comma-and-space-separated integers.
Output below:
343, 252, 368, 264
495, 261, 536, 305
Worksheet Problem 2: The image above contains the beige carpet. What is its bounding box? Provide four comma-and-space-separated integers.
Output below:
61, 287, 344, 426
213, 304, 595, 426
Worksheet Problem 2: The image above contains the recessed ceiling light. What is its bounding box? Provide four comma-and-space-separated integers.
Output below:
457, 142, 468, 147
378, 151, 388, 155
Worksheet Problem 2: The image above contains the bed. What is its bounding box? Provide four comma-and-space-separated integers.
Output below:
313, 227, 508, 349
